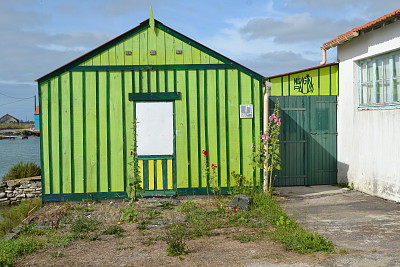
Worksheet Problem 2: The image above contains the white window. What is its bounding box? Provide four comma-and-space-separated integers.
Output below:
359, 50, 400, 108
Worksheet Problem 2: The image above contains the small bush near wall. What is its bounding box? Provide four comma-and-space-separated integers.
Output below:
2, 162, 41, 181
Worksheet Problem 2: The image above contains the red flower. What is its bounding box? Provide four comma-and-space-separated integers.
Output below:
232, 206, 238, 211
202, 150, 209, 156
130, 151, 133, 156
211, 164, 217, 169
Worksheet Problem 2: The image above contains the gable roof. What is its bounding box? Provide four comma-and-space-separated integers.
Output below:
266, 62, 338, 79
37, 19, 264, 83
0, 114, 19, 123
322, 9, 400, 49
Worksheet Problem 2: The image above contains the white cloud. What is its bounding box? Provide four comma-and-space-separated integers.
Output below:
240, 13, 364, 43
37, 44, 89, 52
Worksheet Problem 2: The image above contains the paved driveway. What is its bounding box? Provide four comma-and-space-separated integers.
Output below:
277, 185, 400, 267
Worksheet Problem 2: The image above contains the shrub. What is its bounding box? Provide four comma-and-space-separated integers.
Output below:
0, 199, 42, 237
0, 236, 43, 266
2, 162, 41, 181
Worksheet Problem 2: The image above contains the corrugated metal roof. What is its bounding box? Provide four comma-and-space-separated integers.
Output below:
323, 9, 400, 48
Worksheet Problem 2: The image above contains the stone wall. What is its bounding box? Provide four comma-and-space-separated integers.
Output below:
0, 176, 41, 205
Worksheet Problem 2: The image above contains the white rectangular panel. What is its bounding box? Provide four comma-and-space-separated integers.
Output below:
136, 102, 174, 155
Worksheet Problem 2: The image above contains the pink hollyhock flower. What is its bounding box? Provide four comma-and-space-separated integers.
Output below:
277, 120, 281, 126
269, 114, 276, 122
262, 135, 269, 142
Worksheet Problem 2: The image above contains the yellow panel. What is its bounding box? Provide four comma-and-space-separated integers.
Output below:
138, 160, 144, 188
157, 160, 163, 190
148, 160, 154, 190
168, 159, 173, 189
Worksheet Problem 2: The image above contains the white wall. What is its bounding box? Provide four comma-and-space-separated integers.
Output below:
337, 21, 400, 202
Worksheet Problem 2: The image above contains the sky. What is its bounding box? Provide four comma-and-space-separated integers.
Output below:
0, 1, 398, 121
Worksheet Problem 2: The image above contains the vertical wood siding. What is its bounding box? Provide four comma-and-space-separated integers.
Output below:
39, 26, 263, 197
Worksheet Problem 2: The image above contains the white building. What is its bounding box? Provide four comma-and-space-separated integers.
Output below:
322, 10, 400, 202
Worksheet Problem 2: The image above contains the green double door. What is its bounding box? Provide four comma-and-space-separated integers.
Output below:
269, 96, 337, 186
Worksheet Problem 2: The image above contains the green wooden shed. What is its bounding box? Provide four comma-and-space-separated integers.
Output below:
37, 17, 265, 201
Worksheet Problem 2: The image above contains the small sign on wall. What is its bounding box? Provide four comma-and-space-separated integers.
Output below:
240, 104, 253, 118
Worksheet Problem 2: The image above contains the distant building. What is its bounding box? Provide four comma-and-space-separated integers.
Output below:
34, 106, 40, 130
0, 114, 19, 124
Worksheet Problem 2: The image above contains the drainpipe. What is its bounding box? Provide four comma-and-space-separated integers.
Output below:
320, 47, 327, 65
263, 80, 272, 191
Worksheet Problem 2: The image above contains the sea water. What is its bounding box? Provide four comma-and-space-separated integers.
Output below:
0, 137, 41, 179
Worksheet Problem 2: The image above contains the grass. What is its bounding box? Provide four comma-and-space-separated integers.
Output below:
175, 191, 334, 254
0, 123, 33, 131
2, 161, 41, 181
0, 199, 42, 237
0, 189, 335, 264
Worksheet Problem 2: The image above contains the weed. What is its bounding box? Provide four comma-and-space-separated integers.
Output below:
177, 200, 196, 213
103, 225, 125, 237
70, 216, 100, 239
144, 209, 160, 220
136, 221, 148, 230
2, 161, 41, 181
337, 248, 348, 254
0, 235, 44, 266
233, 232, 257, 243
50, 251, 65, 258
164, 223, 187, 256
0, 199, 41, 237
160, 201, 174, 210
142, 237, 157, 246
119, 204, 139, 223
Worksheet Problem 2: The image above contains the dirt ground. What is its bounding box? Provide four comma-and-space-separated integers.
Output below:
14, 196, 332, 267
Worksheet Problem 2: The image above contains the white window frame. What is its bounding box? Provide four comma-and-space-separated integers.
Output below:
358, 50, 400, 109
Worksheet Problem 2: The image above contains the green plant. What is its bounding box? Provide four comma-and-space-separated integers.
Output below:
201, 150, 220, 198
127, 120, 144, 202
0, 199, 41, 237
2, 161, 41, 181
50, 251, 65, 258
160, 201, 174, 210
70, 216, 100, 240
0, 236, 44, 266
119, 204, 139, 223
252, 103, 282, 192
136, 221, 148, 230
230, 171, 253, 196
165, 223, 187, 256
103, 225, 125, 237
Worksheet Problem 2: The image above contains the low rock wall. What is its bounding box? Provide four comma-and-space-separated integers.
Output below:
0, 176, 41, 205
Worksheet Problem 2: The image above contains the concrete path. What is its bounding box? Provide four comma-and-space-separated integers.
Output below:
277, 185, 400, 267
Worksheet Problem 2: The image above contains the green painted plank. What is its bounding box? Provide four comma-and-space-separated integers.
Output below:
98, 72, 109, 192
143, 160, 149, 190
139, 30, 148, 65
156, 29, 166, 65
106, 71, 111, 192
123, 36, 133, 65
57, 76, 63, 193
239, 73, 254, 180
206, 69, 218, 188
61, 73, 72, 194
164, 31, 175, 65
82, 72, 87, 193
69, 72, 75, 193
187, 70, 200, 188
175, 70, 189, 188
174, 38, 184, 64
39, 82, 50, 194
96, 71, 100, 192
50, 78, 60, 194
108, 46, 117, 65
109, 71, 124, 191
115, 42, 125, 65
148, 27, 157, 65
72, 72, 84, 193
224, 70, 231, 187
196, 70, 202, 188
184, 70, 192, 188
85, 72, 98, 193
217, 69, 228, 187
162, 160, 168, 190
121, 71, 127, 191
227, 70, 240, 184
